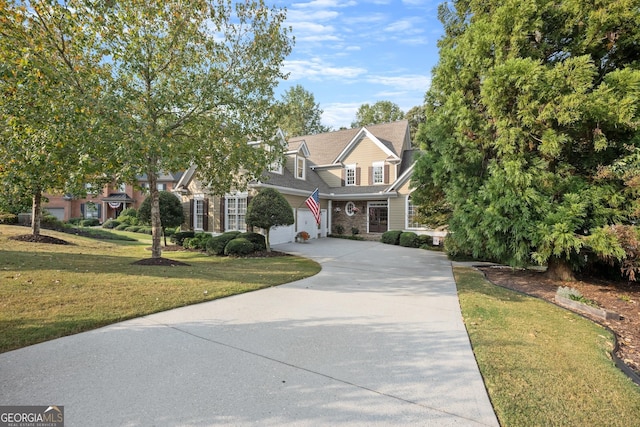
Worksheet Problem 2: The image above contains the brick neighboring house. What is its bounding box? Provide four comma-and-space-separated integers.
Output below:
42, 172, 183, 223
176, 120, 440, 244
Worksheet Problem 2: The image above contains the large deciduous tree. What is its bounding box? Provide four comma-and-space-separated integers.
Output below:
0, 0, 114, 236
91, 0, 292, 259
413, 0, 640, 280
278, 84, 330, 137
351, 101, 404, 128
138, 191, 185, 247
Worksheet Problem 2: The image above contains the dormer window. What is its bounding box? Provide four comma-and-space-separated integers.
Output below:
296, 156, 306, 180
269, 158, 283, 174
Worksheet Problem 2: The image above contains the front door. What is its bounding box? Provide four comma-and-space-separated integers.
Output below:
368, 203, 388, 233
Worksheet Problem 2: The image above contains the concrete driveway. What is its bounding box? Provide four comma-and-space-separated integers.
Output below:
0, 239, 498, 426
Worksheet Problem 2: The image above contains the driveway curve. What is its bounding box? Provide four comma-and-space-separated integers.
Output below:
0, 238, 498, 426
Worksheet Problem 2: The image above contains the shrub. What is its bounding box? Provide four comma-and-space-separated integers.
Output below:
41, 214, 64, 230
224, 238, 255, 256
351, 227, 360, 235
120, 208, 138, 218
187, 233, 213, 251
80, 218, 100, 227
206, 231, 241, 256
102, 219, 121, 229
117, 214, 138, 226
381, 230, 402, 245
67, 217, 83, 225
334, 224, 345, 235
0, 213, 18, 224
418, 234, 433, 246
164, 227, 177, 237
115, 223, 129, 231
238, 232, 267, 251
138, 226, 153, 235
399, 232, 420, 248
171, 231, 195, 246
125, 226, 141, 233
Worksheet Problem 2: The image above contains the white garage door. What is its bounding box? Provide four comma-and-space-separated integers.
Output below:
269, 223, 295, 245
297, 209, 320, 239
45, 208, 65, 221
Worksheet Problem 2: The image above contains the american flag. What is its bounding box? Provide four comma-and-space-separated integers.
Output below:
305, 188, 321, 225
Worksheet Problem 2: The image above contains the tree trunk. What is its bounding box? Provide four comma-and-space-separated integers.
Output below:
265, 227, 271, 252
162, 227, 167, 247
148, 171, 162, 259
31, 190, 42, 236
545, 256, 575, 281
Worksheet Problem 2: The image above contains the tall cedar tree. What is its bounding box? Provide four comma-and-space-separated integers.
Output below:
413, 0, 640, 280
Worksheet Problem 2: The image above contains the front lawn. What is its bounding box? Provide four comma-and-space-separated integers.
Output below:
0, 225, 320, 353
455, 267, 640, 426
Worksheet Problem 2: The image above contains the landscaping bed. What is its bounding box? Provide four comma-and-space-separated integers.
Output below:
479, 266, 640, 378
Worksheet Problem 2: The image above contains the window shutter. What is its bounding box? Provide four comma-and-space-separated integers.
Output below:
203, 199, 209, 231
80, 203, 85, 217
356, 167, 361, 185
384, 165, 390, 184
219, 197, 225, 232
368, 166, 373, 185
189, 199, 195, 230
341, 169, 345, 186
97, 204, 102, 221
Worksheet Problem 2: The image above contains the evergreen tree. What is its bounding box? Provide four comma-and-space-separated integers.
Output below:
413, 0, 640, 280
245, 188, 294, 252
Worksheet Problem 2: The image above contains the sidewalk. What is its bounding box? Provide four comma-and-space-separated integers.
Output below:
0, 238, 498, 426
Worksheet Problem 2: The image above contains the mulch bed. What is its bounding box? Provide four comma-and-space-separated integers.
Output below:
132, 257, 191, 266
9, 234, 71, 245
478, 266, 640, 379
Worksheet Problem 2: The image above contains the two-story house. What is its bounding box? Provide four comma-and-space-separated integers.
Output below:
175, 120, 431, 244
42, 172, 183, 222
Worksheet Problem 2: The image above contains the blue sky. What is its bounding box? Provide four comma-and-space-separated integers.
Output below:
275, 0, 444, 130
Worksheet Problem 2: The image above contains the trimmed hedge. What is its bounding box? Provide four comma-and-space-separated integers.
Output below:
171, 231, 195, 246
381, 230, 403, 245
399, 232, 420, 248
224, 238, 255, 256
102, 219, 121, 229
184, 233, 213, 250
206, 231, 241, 256
418, 234, 433, 248
238, 232, 266, 251
80, 218, 100, 227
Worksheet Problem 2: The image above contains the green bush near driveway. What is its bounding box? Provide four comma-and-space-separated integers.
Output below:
381, 230, 402, 245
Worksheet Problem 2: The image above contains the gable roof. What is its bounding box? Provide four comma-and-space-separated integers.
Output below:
288, 120, 410, 166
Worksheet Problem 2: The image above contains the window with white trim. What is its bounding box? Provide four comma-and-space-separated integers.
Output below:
194, 198, 205, 230
407, 196, 426, 229
226, 193, 247, 231
296, 156, 305, 180
345, 164, 356, 186
372, 161, 384, 184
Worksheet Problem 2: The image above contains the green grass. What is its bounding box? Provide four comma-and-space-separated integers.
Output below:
454, 267, 640, 426
0, 225, 320, 353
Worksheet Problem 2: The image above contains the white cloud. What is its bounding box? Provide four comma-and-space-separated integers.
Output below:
322, 102, 362, 129
367, 74, 431, 92
292, 0, 356, 8
283, 58, 367, 81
